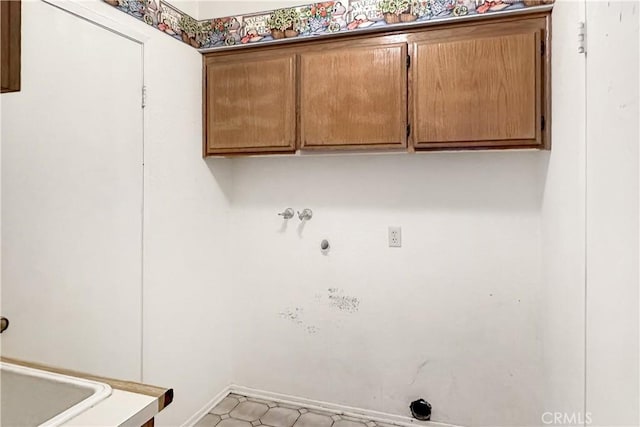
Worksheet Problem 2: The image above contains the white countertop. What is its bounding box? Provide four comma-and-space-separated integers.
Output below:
64, 388, 158, 427
1, 356, 172, 427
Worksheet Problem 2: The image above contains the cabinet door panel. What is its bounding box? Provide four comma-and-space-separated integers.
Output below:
411, 27, 542, 148
1, 0, 21, 93
205, 53, 296, 154
300, 42, 407, 149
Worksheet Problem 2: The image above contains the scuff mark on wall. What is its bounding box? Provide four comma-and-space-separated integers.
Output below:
328, 288, 360, 313
279, 307, 304, 325
278, 289, 361, 335
278, 307, 319, 334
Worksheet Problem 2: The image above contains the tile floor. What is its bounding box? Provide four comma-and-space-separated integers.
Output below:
195, 394, 397, 427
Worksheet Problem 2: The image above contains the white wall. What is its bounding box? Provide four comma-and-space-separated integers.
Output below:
526, 2, 640, 427
585, 2, 639, 426
202, 3, 592, 427
229, 152, 547, 427
220, 3, 636, 427
540, 0, 586, 420
198, 1, 310, 19
171, 0, 201, 18
138, 8, 234, 423
1, 1, 234, 425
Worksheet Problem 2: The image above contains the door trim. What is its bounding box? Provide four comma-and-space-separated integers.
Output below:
41, 0, 149, 44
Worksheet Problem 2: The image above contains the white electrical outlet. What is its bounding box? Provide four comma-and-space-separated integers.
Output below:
388, 226, 401, 247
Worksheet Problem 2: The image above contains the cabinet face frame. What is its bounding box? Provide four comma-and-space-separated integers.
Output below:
1, 0, 21, 94
407, 15, 550, 151
298, 37, 408, 151
203, 50, 297, 155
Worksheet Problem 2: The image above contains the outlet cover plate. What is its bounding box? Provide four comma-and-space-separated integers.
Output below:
389, 226, 401, 247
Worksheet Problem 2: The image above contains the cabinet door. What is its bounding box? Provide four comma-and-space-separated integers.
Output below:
300, 41, 407, 149
410, 21, 544, 149
1, 0, 21, 93
205, 53, 296, 155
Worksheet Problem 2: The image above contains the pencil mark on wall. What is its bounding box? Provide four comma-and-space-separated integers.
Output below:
410, 359, 430, 385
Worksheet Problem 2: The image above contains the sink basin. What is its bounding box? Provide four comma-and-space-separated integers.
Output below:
1, 362, 112, 426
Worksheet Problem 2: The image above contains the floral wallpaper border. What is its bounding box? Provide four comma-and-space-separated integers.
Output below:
103, 0, 553, 51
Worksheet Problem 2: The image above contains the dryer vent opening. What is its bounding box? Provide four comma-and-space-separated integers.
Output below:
410, 399, 432, 421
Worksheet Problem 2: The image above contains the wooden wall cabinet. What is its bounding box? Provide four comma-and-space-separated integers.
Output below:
299, 40, 407, 150
1, 0, 21, 94
203, 12, 550, 156
409, 18, 548, 150
204, 52, 297, 155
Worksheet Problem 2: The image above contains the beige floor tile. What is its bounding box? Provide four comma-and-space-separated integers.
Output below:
260, 407, 301, 427
231, 401, 270, 421
212, 397, 241, 415
247, 397, 277, 406
340, 416, 365, 423
293, 412, 334, 427
333, 420, 367, 427
196, 414, 222, 427
221, 394, 398, 427
218, 419, 254, 427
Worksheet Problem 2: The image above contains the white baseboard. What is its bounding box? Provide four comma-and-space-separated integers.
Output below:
184, 384, 462, 427
181, 384, 232, 427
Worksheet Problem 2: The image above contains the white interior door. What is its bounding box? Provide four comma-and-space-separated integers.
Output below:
1, 0, 144, 381
585, 2, 639, 425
